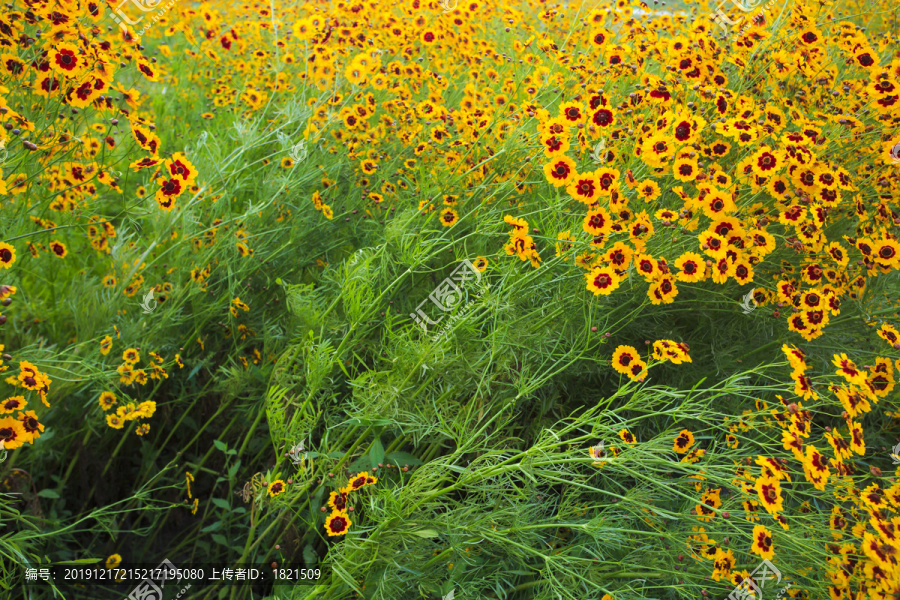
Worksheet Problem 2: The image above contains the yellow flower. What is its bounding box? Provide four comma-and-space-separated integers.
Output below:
236, 242, 253, 257
750, 525, 774, 560
267, 479, 286, 497
98, 391, 116, 410
0, 242, 15, 269
0, 395, 26, 414
0, 416, 27, 449
439, 208, 459, 227
588, 441, 607, 467
325, 510, 352, 536
232, 297, 250, 312
105, 413, 125, 429
673, 429, 695, 453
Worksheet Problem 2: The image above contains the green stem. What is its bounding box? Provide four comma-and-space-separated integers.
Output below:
237, 404, 266, 459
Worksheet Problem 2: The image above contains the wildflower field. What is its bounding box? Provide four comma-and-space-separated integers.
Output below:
1, 0, 900, 597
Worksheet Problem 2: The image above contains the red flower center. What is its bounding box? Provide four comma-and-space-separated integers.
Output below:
331, 516, 348, 532
593, 110, 612, 126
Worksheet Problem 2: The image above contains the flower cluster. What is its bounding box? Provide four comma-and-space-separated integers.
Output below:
325, 471, 377, 537
0, 360, 49, 451
98, 389, 156, 436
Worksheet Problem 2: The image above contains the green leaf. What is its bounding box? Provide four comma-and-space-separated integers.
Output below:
201, 522, 222, 533
369, 437, 385, 470
311, 486, 326, 512
213, 439, 227, 453
385, 451, 423, 467
302, 544, 318, 565
345, 417, 394, 427
211, 498, 231, 510
264, 385, 290, 457
37, 489, 60, 499
228, 460, 241, 480
409, 529, 439, 538
52, 559, 102, 565
348, 455, 370, 474
211, 534, 229, 547
187, 362, 203, 380
306, 451, 344, 459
